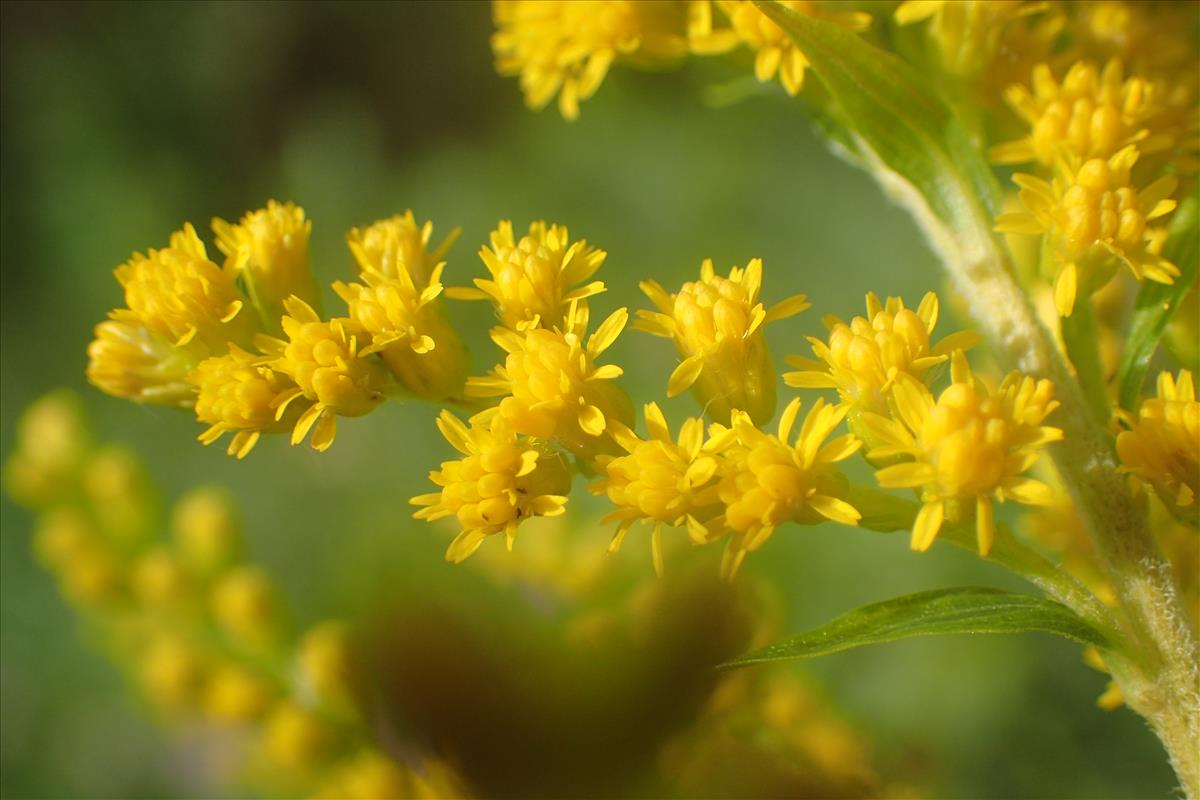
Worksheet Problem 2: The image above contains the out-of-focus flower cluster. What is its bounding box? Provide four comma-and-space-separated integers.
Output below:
3, 393, 466, 799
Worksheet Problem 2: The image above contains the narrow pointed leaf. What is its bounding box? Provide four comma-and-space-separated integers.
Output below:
722, 587, 1109, 668
753, 0, 1003, 228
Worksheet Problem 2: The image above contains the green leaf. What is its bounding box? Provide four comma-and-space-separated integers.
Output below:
722, 587, 1110, 668
1117, 193, 1200, 410
753, 0, 1003, 229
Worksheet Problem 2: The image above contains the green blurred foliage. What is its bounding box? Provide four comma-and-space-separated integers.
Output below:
0, 2, 1177, 798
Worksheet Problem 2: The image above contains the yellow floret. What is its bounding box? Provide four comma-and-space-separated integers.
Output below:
689, 1, 870, 96
448, 219, 607, 332
346, 211, 459, 289
213, 200, 320, 331
996, 145, 1180, 316
191, 345, 310, 459
172, 486, 241, 574
638, 258, 808, 425
112, 223, 253, 352
895, 0, 1051, 78
204, 662, 275, 723
492, 0, 687, 120
411, 410, 572, 562
590, 403, 724, 576
712, 397, 862, 578
211, 565, 277, 644
86, 320, 197, 407
466, 302, 634, 463
861, 352, 1062, 556
1117, 370, 1199, 525
991, 60, 1167, 167
334, 262, 469, 401
258, 298, 390, 452
785, 291, 979, 415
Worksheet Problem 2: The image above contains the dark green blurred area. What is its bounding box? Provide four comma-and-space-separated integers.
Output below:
0, 2, 1178, 798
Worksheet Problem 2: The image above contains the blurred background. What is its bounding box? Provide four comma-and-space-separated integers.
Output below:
0, 2, 1179, 798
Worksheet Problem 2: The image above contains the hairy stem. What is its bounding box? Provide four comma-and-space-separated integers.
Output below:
861, 146, 1199, 797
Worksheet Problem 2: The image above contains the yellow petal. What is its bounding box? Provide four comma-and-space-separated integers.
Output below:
1055, 263, 1078, 317
911, 500, 945, 551
976, 496, 995, 557
667, 354, 704, 397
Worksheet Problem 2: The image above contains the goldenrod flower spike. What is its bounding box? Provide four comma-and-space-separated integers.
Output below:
411, 410, 571, 563
990, 60, 1165, 166
112, 224, 254, 353
1117, 370, 1200, 526
447, 220, 607, 333
256, 297, 389, 452
466, 301, 634, 463
688, 1, 870, 97
638, 257, 808, 425
491, 0, 687, 120
714, 397, 862, 579
86, 320, 196, 407
190, 345, 311, 459
334, 261, 469, 401
590, 403, 723, 576
784, 291, 980, 415
861, 352, 1063, 556
212, 200, 321, 331
346, 211, 459, 289
996, 145, 1180, 316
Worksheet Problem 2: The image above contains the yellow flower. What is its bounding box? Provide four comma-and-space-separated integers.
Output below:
262, 701, 334, 771
995, 145, 1180, 315
131, 547, 191, 606
1072, 1, 1200, 79
33, 510, 93, 572
688, 1, 870, 97
86, 320, 197, 407
112, 223, 253, 352
204, 662, 276, 723
492, 0, 687, 120
211, 565, 277, 644
784, 291, 980, 415
334, 262, 469, 401
713, 397, 862, 578
191, 345, 311, 459
991, 60, 1168, 166
448, 219, 607, 332
1117, 369, 1199, 523
346, 211, 459, 289
466, 302, 634, 463
895, 0, 1050, 78
638, 258, 808, 425
257, 298, 390, 452
314, 751, 413, 800
411, 410, 571, 563
172, 486, 241, 574
4, 391, 90, 506
861, 352, 1062, 556
298, 622, 354, 701
212, 200, 321, 331
140, 635, 206, 712
590, 403, 723, 576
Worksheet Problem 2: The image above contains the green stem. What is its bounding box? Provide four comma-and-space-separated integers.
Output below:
857, 149, 1199, 798
1059, 290, 1112, 426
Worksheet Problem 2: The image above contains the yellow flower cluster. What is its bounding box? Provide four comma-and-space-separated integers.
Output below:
1117, 369, 1200, 525
638, 258, 809, 425
784, 292, 979, 417
3, 393, 464, 799
861, 353, 1062, 556
489, 0, 873, 118
688, 1, 870, 97
996, 146, 1179, 316
88, 202, 469, 457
